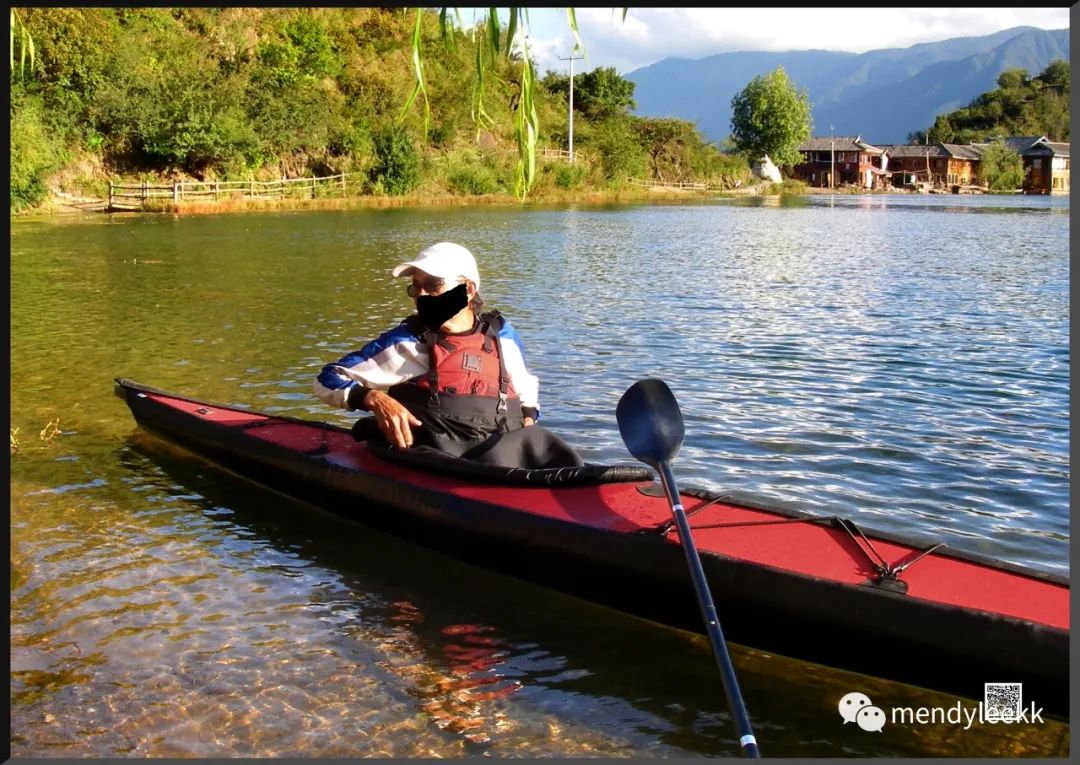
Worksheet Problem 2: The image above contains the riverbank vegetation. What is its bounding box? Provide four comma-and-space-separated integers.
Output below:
9, 7, 755, 213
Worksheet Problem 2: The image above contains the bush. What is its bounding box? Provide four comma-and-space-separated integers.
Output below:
592, 117, 647, 181
698, 147, 751, 189
447, 165, 501, 195
368, 126, 420, 195
765, 179, 807, 195
10, 93, 68, 211
554, 162, 588, 189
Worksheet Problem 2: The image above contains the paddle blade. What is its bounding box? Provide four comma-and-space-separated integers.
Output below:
616, 379, 685, 467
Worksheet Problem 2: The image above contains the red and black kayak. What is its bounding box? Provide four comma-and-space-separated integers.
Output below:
114, 378, 1069, 716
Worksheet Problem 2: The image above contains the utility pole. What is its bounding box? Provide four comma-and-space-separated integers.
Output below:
558, 52, 584, 163
830, 124, 835, 190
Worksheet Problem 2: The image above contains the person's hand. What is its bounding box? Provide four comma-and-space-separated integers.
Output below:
523, 416, 535, 427
365, 390, 422, 448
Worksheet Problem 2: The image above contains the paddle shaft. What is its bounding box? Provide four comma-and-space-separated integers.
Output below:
658, 461, 761, 758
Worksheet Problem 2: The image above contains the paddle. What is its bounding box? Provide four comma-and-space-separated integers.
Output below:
616, 379, 761, 758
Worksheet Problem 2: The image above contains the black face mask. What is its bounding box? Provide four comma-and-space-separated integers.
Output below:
416, 282, 469, 331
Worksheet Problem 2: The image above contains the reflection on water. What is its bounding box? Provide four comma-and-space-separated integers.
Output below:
11, 196, 1069, 756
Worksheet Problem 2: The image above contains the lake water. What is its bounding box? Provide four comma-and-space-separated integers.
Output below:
10, 194, 1069, 756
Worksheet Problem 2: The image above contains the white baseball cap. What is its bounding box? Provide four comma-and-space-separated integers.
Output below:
392, 242, 481, 291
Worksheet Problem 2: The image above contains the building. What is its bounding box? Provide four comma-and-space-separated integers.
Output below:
970, 136, 1071, 194
793, 136, 888, 189
881, 144, 981, 189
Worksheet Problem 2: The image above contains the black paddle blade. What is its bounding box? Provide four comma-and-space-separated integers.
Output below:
616, 379, 685, 467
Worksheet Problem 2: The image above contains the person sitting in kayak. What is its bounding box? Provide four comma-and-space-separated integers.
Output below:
314, 241, 583, 469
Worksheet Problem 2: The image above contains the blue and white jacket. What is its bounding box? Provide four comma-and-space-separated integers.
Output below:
314, 317, 541, 416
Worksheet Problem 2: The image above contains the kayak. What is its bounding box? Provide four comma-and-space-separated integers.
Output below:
114, 378, 1069, 716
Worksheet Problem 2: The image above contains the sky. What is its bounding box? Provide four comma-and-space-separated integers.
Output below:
455, 8, 1071, 76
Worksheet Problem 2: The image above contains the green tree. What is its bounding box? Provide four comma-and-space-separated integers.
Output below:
634, 117, 700, 182
978, 139, 1025, 191
914, 61, 1071, 144
10, 91, 67, 210
591, 115, 647, 181
574, 66, 636, 120
996, 68, 1029, 91
368, 125, 420, 195
1036, 59, 1069, 93
729, 66, 811, 170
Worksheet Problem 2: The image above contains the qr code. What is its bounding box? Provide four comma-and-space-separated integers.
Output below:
984, 683, 1022, 717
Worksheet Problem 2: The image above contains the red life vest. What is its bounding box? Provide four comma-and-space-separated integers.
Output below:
411, 312, 515, 405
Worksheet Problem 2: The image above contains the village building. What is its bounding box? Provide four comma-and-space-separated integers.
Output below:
880, 144, 981, 190
790, 134, 1069, 194
792, 136, 888, 189
970, 135, 1070, 194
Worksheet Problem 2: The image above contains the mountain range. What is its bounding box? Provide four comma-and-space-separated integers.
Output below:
624, 26, 1070, 146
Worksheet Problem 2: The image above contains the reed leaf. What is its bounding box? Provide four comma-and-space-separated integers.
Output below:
486, 8, 500, 55
505, 8, 518, 55
399, 8, 431, 137
471, 32, 495, 133
566, 8, 584, 56
10, 8, 35, 79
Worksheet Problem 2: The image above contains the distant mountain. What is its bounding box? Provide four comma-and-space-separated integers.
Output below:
626, 27, 1070, 145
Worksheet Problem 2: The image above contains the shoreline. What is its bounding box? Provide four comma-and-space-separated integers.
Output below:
15, 181, 957, 220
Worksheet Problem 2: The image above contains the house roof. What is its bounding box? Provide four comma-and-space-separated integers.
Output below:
970, 135, 1071, 158
798, 136, 884, 154
972, 136, 1046, 154
881, 144, 947, 158
940, 143, 982, 160
1034, 140, 1070, 158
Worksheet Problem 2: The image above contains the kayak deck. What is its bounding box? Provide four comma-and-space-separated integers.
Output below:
151, 389, 1067, 631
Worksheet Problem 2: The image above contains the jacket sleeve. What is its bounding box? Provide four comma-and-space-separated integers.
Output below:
497, 319, 541, 418
313, 323, 429, 410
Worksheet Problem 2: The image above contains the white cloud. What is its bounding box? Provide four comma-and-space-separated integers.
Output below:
522, 7, 1070, 75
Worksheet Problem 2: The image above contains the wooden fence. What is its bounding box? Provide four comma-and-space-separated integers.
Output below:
108, 173, 353, 211
539, 148, 574, 162
626, 178, 710, 191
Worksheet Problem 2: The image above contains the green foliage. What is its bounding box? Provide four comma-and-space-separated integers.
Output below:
574, 66, 636, 120
633, 116, 705, 182
369, 125, 421, 195
541, 67, 636, 123
765, 179, 808, 195
446, 165, 501, 195
553, 162, 588, 189
978, 139, 1025, 191
729, 66, 812, 169
10, 91, 67, 210
87, 14, 259, 174
442, 149, 507, 195
591, 116, 647, 181
996, 68, 1029, 91
254, 12, 339, 87
922, 61, 1070, 143
9, 7, 755, 207
1037, 60, 1069, 92
696, 145, 751, 189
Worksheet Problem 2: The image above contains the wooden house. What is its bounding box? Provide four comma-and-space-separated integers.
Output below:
794, 136, 888, 189
882, 144, 981, 189
971, 136, 1071, 194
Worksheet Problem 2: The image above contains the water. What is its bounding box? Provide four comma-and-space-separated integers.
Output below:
10, 194, 1069, 756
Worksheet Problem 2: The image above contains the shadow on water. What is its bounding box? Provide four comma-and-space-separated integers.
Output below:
115, 431, 1069, 758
